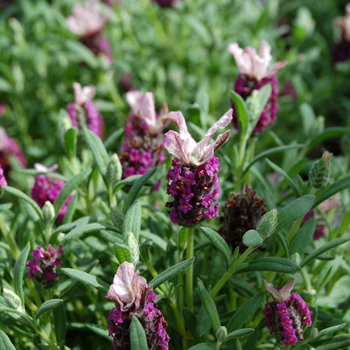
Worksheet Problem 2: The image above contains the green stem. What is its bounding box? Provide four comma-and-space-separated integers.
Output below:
235, 136, 248, 192
210, 246, 254, 299
287, 217, 303, 244
26, 279, 42, 307
0, 214, 19, 259
186, 227, 195, 311
301, 267, 312, 294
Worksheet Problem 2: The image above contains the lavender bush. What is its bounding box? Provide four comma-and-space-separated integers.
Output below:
1, 1, 350, 350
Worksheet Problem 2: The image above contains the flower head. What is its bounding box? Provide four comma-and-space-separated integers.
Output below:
0, 164, 7, 189
67, 0, 108, 38
67, 83, 104, 139
227, 40, 288, 81
106, 262, 170, 350
31, 164, 72, 222
263, 280, 312, 346
26, 245, 64, 287
164, 109, 232, 166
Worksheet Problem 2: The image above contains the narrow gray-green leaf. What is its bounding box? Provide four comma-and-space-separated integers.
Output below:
300, 237, 350, 267
227, 293, 264, 332
197, 279, 221, 334
13, 242, 30, 307
266, 158, 301, 198
113, 175, 154, 193
183, 307, 201, 344
224, 328, 255, 342
83, 127, 109, 177
130, 316, 148, 350
309, 335, 350, 350
62, 223, 106, 242
242, 230, 263, 247
123, 201, 141, 240
231, 91, 247, 137
124, 168, 157, 212
3, 187, 43, 220
201, 227, 231, 267
188, 344, 216, 350
274, 195, 315, 237
86, 324, 111, 341
113, 243, 132, 264
306, 127, 350, 152
0, 330, 16, 350
54, 169, 92, 221
311, 324, 346, 341
239, 257, 300, 274
35, 299, 63, 320
149, 258, 195, 289
61, 268, 109, 294
290, 217, 316, 256
64, 128, 77, 159
53, 302, 66, 349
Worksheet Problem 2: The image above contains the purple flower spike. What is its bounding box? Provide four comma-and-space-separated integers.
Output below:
164, 110, 232, 226
0, 165, 7, 189
26, 245, 64, 287
106, 262, 170, 350
120, 92, 169, 188
227, 40, 287, 133
263, 280, 312, 346
31, 164, 72, 222
67, 83, 105, 139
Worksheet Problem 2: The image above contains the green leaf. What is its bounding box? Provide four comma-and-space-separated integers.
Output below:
113, 175, 154, 193
224, 329, 255, 342
242, 230, 263, 247
229, 276, 257, 298
0, 330, 16, 350
61, 268, 109, 294
22, 169, 68, 182
104, 128, 123, 149
54, 169, 92, 221
227, 293, 264, 332
300, 103, 317, 136
53, 302, 66, 349
243, 144, 304, 176
311, 323, 346, 341
274, 195, 315, 237
231, 90, 248, 137
290, 217, 316, 256
300, 237, 350, 267
13, 242, 30, 307
123, 201, 141, 240
35, 299, 63, 320
124, 168, 157, 212
183, 307, 201, 344
197, 279, 221, 334
313, 175, 350, 208
86, 324, 111, 341
140, 231, 167, 251
64, 128, 77, 159
130, 316, 148, 350
309, 335, 350, 350
188, 343, 216, 350
266, 158, 301, 198
3, 187, 43, 220
239, 257, 300, 273
64, 40, 99, 68
62, 223, 106, 242
83, 127, 109, 177
200, 227, 231, 267
113, 243, 132, 264
306, 128, 350, 152
149, 258, 195, 289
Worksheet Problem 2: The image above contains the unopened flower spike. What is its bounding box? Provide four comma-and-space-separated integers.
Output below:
26, 245, 64, 288
31, 163, 72, 222
120, 91, 169, 186
263, 279, 312, 346
106, 262, 170, 350
227, 40, 288, 133
219, 184, 267, 252
0, 127, 27, 178
67, 83, 105, 139
164, 109, 232, 226
66, 0, 112, 62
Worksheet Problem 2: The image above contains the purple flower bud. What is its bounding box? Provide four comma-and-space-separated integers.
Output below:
106, 262, 170, 350
31, 174, 72, 222
67, 83, 104, 139
0, 164, 7, 189
26, 245, 64, 287
120, 92, 169, 185
153, 0, 180, 7
263, 280, 312, 346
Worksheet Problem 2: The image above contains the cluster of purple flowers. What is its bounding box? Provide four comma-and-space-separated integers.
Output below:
232, 74, 279, 133
106, 262, 170, 350
31, 172, 72, 222
67, 83, 104, 139
26, 245, 64, 287
0, 164, 7, 189
263, 280, 312, 346
166, 156, 220, 226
